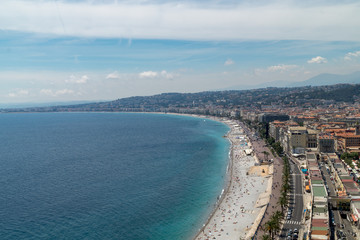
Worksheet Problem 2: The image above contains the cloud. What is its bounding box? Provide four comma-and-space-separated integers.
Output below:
106, 71, 120, 79
224, 59, 234, 66
267, 64, 297, 72
139, 70, 176, 79
307, 56, 327, 64
344, 50, 360, 60
8, 89, 29, 97
160, 70, 174, 79
65, 75, 88, 84
139, 71, 158, 78
40, 88, 75, 97
0, 1, 360, 41
254, 64, 298, 75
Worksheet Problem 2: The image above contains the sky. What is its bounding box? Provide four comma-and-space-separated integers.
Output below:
1, 0, 360, 104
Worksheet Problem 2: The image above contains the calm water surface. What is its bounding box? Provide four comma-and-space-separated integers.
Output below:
0, 113, 229, 240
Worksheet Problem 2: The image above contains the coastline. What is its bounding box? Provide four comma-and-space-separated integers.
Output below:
179, 115, 272, 240
53, 111, 271, 239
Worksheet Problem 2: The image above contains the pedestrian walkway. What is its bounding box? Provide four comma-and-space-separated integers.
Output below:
285, 220, 301, 225
240, 122, 284, 240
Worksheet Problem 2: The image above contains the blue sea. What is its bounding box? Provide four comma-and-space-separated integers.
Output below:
0, 113, 230, 240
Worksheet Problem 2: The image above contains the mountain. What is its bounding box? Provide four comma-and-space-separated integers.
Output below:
0, 100, 98, 109
289, 71, 360, 87
223, 71, 360, 90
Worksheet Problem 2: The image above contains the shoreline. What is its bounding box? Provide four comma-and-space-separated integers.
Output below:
191, 116, 233, 240
191, 116, 234, 240
14, 111, 270, 239
181, 115, 271, 240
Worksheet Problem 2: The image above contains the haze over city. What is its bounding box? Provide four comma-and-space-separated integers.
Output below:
1, 0, 360, 104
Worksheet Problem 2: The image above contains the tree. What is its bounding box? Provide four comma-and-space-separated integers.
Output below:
264, 219, 276, 239
262, 234, 271, 240
264, 212, 282, 239
278, 194, 288, 213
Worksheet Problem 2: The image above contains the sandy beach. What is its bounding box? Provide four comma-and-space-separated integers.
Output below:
193, 118, 272, 240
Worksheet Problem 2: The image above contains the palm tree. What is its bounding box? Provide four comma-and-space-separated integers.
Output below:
262, 234, 271, 240
278, 194, 288, 213
264, 213, 282, 239
264, 219, 276, 239
282, 182, 290, 193
271, 211, 282, 236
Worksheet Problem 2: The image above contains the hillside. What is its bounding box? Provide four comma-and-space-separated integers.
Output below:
3, 83, 360, 113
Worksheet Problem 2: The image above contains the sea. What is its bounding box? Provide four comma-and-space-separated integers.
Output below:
0, 112, 230, 240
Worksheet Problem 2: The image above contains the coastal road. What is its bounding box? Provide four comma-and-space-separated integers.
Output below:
319, 164, 337, 240
279, 158, 304, 239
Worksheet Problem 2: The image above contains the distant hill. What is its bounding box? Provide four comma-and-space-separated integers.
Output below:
289, 71, 360, 87
0, 100, 99, 109
224, 71, 360, 90
4, 83, 360, 113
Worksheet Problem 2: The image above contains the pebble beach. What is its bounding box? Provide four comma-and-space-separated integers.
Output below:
193, 118, 272, 240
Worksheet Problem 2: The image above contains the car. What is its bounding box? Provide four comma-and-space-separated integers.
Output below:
287, 215, 291, 220
293, 228, 298, 233
340, 223, 345, 229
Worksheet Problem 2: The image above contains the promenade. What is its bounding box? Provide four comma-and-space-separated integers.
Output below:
239, 122, 284, 239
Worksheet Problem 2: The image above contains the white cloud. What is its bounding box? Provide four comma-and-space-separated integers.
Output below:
160, 70, 174, 79
139, 71, 158, 78
344, 50, 360, 60
254, 64, 298, 75
0, 1, 359, 41
307, 56, 327, 64
139, 70, 176, 79
65, 75, 88, 84
8, 89, 29, 97
106, 71, 120, 79
224, 59, 234, 66
40, 88, 75, 97
267, 64, 297, 72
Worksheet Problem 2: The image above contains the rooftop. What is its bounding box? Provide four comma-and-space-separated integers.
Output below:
313, 185, 328, 198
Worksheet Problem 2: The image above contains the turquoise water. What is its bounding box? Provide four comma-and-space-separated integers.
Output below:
0, 113, 230, 239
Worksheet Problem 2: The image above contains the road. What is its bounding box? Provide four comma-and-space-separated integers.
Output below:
319, 163, 356, 240
279, 158, 304, 239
